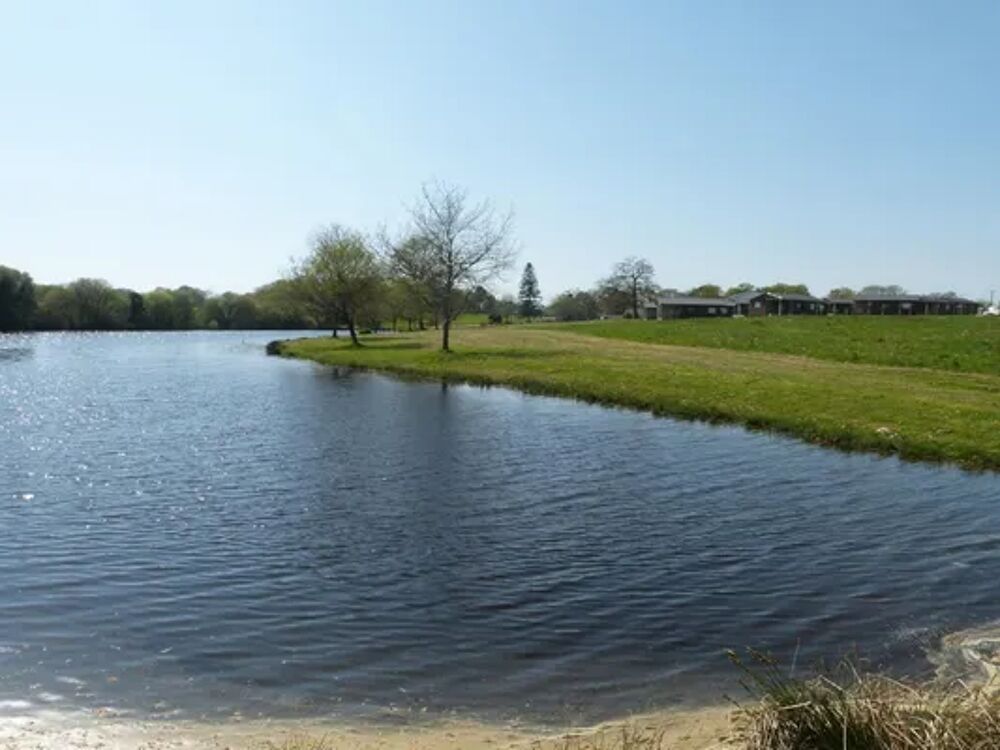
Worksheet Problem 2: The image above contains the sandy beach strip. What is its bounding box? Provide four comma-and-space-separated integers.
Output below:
0, 705, 734, 750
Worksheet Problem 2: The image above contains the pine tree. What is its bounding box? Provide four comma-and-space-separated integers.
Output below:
518, 262, 542, 319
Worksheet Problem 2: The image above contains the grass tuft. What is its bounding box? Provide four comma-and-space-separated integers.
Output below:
730, 649, 1000, 750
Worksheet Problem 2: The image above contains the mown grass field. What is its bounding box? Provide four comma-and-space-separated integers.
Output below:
542, 316, 1000, 374
275, 324, 1000, 471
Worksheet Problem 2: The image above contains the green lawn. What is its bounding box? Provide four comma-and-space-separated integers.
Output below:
274, 326, 1000, 471
541, 316, 1000, 374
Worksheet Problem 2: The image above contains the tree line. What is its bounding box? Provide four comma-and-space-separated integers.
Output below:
0, 268, 314, 333
3, 178, 950, 336
0, 182, 523, 352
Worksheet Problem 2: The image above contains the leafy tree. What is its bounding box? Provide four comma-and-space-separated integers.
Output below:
252, 279, 312, 329
296, 224, 382, 345
687, 284, 722, 298
827, 287, 856, 300
548, 289, 600, 321
68, 278, 129, 329
724, 282, 756, 297
518, 262, 542, 319
604, 257, 656, 318
35, 286, 77, 329
860, 284, 907, 296
143, 289, 176, 329
764, 282, 811, 296
0, 266, 37, 331
388, 181, 516, 351
126, 291, 145, 328
496, 294, 517, 323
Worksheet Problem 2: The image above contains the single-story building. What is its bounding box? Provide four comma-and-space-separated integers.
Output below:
657, 296, 735, 319
853, 294, 980, 315
732, 291, 826, 316
824, 298, 855, 315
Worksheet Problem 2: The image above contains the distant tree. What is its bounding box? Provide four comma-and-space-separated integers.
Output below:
827, 287, 856, 300
203, 292, 258, 329
126, 291, 145, 328
687, 284, 722, 298
387, 181, 516, 351
0, 266, 37, 331
251, 279, 312, 329
35, 286, 77, 329
296, 224, 382, 345
860, 284, 907, 296
467, 285, 498, 317
496, 294, 517, 323
67, 278, 129, 329
518, 262, 542, 319
604, 257, 656, 318
595, 282, 633, 318
548, 289, 600, 321
724, 282, 755, 297
764, 282, 811, 296
143, 289, 176, 329
929, 290, 957, 298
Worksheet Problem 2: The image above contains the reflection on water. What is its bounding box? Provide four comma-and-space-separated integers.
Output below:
0, 331, 998, 724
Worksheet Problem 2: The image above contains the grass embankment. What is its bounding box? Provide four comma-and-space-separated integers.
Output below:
543, 317, 1000, 374
273, 325, 1000, 470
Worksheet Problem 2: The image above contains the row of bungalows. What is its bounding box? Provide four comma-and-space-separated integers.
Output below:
650, 291, 980, 319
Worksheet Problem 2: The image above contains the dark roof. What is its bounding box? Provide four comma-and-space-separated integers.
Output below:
728, 290, 823, 304
823, 298, 855, 305
658, 296, 735, 307
772, 293, 823, 303
855, 293, 978, 304
854, 293, 924, 302
729, 290, 763, 304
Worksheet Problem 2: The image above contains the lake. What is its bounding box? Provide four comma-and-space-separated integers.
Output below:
1, 331, 998, 725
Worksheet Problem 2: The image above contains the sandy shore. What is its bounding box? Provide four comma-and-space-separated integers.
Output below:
0, 706, 734, 749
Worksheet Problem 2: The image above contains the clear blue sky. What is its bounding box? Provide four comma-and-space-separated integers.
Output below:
2, 1, 998, 300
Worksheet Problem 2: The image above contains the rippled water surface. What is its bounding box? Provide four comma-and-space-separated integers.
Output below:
1, 331, 999, 723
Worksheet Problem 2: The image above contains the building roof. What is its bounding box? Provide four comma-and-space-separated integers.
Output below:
823, 298, 855, 305
855, 293, 978, 304
728, 290, 823, 304
729, 289, 762, 304
658, 296, 735, 307
771, 293, 824, 303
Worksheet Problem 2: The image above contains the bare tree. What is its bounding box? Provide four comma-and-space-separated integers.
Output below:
606, 257, 656, 318
388, 182, 516, 351
295, 224, 382, 345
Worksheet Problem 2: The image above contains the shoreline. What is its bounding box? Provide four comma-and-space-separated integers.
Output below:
269, 327, 1000, 472
0, 705, 735, 749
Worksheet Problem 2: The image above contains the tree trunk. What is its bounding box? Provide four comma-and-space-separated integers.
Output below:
332, 327, 338, 338
347, 317, 359, 346
632, 280, 639, 319
442, 318, 451, 351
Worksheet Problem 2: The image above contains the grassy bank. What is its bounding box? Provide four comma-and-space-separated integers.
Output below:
273, 326, 1000, 470
542, 317, 1000, 374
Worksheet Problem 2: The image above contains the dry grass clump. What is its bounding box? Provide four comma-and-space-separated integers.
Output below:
731, 649, 1000, 750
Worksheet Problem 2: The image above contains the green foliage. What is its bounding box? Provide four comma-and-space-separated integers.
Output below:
861, 284, 907, 296
548, 289, 600, 321
763, 282, 810, 295
295, 224, 383, 342
0, 265, 37, 331
725, 282, 756, 296
546, 316, 1000, 374
274, 325, 1000, 470
827, 287, 856, 299
519, 262, 542, 318
687, 283, 722, 298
